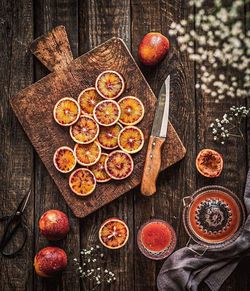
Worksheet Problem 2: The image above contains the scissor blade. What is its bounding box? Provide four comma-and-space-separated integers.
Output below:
18, 190, 32, 213
151, 75, 170, 138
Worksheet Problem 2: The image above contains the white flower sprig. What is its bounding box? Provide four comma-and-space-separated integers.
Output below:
74, 245, 116, 291
169, 0, 250, 102
210, 106, 249, 144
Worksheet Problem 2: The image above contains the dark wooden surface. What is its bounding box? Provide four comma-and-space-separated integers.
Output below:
11, 30, 186, 218
0, 0, 249, 290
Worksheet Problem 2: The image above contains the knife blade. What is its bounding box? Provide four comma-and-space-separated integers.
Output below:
141, 75, 170, 196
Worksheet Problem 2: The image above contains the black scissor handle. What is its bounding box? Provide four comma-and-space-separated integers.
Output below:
0, 215, 28, 257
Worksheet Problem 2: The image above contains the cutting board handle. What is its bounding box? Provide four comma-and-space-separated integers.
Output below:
30, 25, 73, 72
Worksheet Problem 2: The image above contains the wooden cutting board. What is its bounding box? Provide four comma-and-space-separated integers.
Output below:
10, 26, 186, 218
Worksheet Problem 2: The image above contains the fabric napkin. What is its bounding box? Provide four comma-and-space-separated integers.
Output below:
157, 169, 250, 291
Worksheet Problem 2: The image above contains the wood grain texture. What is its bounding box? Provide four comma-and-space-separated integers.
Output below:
30, 25, 73, 72
194, 3, 250, 291
32, 1, 80, 291
78, 2, 135, 291
0, 0, 34, 290
131, 0, 195, 290
141, 136, 165, 196
11, 35, 186, 218
1, 1, 249, 291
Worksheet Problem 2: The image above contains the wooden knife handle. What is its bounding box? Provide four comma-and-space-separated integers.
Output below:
141, 135, 165, 196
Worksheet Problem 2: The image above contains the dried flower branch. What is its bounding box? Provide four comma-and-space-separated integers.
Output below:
209, 106, 249, 144
73, 245, 116, 291
169, 0, 250, 102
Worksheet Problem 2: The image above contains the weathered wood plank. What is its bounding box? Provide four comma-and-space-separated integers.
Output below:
131, 0, 196, 289
195, 2, 249, 291
0, 0, 34, 290
32, 1, 80, 291
78, 1, 134, 290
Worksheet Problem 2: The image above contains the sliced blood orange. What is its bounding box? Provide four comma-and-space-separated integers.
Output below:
118, 96, 144, 125
77, 87, 102, 116
69, 168, 96, 196
118, 126, 144, 154
70, 115, 99, 144
93, 100, 121, 127
98, 123, 123, 150
99, 218, 129, 249
95, 70, 125, 100
105, 150, 134, 180
74, 141, 101, 166
89, 153, 111, 183
53, 146, 76, 173
196, 149, 223, 178
53, 97, 80, 126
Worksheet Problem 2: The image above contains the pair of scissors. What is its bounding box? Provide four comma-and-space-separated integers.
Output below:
0, 190, 31, 257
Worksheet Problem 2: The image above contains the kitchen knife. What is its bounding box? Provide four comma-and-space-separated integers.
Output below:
141, 75, 170, 196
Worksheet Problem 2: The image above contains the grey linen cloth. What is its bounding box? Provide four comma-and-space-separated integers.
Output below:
157, 169, 250, 291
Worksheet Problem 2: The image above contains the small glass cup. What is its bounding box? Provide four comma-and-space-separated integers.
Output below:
137, 219, 177, 260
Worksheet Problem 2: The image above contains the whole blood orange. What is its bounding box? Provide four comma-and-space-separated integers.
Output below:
74, 141, 101, 166
53, 97, 80, 126
53, 146, 76, 173
77, 87, 102, 116
118, 96, 144, 125
34, 247, 67, 277
105, 150, 134, 180
99, 218, 129, 249
98, 123, 123, 150
118, 126, 144, 154
138, 32, 170, 66
70, 115, 99, 144
93, 100, 121, 127
196, 149, 223, 178
69, 168, 96, 196
89, 153, 111, 183
95, 70, 125, 100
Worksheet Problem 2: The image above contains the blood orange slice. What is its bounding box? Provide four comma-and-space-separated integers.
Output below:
89, 153, 111, 183
105, 150, 134, 180
77, 87, 102, 116
69, 168, 96, 196
74, 141, 101, 166
53, 97, 80, 126
53, 146, 76, 173
99, 218, 129, 249
118, 126, 144, 154
98, 123, 123, 150
70, 115, 99, 144
95, 70, 125, 100
118, 96, 144, 125
93, 100, 121, 127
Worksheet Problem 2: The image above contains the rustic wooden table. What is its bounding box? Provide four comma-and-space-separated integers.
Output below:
0, 0, 249, 290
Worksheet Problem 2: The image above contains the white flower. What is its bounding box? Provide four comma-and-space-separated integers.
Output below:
180, 19, 187, 26
169, 29, 176, 36
198, 35, 206, 45
217, 8, 228, 23
208, 15, 216, 23
170, 22, 177, 29
180, 45, 187, 52
219, 74, 225, 81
